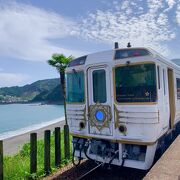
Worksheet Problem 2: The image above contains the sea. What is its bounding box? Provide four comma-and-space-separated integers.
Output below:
0, 103, 64, 140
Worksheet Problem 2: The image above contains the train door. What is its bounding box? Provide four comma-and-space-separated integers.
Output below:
167, 68, 175, 128
87, 65, 113, 136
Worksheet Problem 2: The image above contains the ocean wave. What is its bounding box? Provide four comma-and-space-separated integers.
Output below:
0, 116, 65, 140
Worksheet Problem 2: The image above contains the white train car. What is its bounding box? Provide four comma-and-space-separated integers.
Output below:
65, 44, 180, 170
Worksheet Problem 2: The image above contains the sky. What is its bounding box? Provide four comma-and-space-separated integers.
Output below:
0, 0, 180, 87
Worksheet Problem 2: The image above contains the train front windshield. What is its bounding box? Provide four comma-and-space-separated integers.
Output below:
66, 71, 84, 103
115, 63, 157, 103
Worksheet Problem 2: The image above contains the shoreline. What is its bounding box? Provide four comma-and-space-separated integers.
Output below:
0, 116, 65, 140
2, 117, 65, 155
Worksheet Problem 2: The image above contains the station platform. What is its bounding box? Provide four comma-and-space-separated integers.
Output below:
144, 135, 180, 180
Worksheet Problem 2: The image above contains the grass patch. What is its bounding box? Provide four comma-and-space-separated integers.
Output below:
4, 132, 72, 180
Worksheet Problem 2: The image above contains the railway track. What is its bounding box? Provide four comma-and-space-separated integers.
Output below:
47, 160, 147, 180
77, 162, 104, 180
74, 161, 147, 180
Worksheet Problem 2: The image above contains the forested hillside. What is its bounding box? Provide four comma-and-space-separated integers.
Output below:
0, 78, 63, 104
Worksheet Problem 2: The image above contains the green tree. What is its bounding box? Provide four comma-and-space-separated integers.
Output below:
48, 54, 73, 159
48, 53, 73, 125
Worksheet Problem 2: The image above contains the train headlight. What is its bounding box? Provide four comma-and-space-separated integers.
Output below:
95, 110, 105, 122
118, 124, 127, 134
79, 121, 85, 129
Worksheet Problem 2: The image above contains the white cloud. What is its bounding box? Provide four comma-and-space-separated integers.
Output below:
176, 3, 180, 25
0, 73, 30, 87
147, 0, 164, 13
0, 1, 84, 61
121, 1, 130, 10
0, 0, 180, 60
167, 0, 176, 7
76, 0, 176, 56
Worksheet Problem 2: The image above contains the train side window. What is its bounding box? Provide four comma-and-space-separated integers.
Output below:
93, 69, 107, 103
163, 69, 166, 95
176, 78, 180, 99
157, 66, 160, 89
66, 71, 85, 103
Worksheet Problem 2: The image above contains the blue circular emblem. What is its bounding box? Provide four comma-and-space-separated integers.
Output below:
95, 110, 104, 121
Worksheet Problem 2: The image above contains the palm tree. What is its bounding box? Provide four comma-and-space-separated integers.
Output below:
48, 53, 73, 125
48, 53, 73, 159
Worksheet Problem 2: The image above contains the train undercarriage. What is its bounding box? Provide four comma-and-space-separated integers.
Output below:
72, 121, 180, 170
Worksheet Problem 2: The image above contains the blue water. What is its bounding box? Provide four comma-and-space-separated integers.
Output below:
0, 104, 64, 135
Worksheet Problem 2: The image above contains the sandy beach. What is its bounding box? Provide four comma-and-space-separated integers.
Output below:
2, 119, 65, 155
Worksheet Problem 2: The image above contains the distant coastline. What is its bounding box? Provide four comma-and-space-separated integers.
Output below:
0, 78, 64, 105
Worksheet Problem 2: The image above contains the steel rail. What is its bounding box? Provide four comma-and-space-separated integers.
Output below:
76, 162, 104, 180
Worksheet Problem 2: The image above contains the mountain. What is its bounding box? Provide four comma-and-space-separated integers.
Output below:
31, 85, 64, 104
0, 78, 64, 104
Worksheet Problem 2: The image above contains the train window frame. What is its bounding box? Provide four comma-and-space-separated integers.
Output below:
114, 48, 152, 60
163, 69, 166, 95
176, 78, 180, 100
157, 66, 161, 90
68, 55, 87, 67
66, 70, 85, 104
92, 69, 107, 103
114, 62, 158, 105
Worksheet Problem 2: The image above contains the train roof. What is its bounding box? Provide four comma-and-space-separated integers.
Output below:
68, 47, 180, 71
